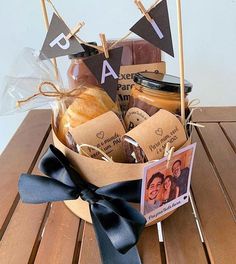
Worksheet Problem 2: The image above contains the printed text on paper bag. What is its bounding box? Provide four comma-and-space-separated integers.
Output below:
149, 126, 179, 155
88, 132, 121, 159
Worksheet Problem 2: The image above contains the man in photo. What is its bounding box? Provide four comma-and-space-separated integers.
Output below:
144, 172, 164, 214
172, 160, 190, 196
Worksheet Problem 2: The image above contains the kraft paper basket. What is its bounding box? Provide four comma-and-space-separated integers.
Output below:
53, 128, 191, 225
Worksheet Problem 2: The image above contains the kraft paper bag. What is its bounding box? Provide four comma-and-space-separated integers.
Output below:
69, 111, 126, 163
123, 109, 187, 162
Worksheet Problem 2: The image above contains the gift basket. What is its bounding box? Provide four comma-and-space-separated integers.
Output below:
0, 0, 199, 263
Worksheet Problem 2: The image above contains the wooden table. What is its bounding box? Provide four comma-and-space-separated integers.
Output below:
0, 107, 236, 264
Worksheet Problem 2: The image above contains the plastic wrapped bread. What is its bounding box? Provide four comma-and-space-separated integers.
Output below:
57, 85, 119, 145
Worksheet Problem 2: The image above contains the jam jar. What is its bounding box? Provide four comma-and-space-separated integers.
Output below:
125, 72, 192, 130
67, 42, 99, 88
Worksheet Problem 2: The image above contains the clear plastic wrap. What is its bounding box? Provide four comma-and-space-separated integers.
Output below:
0, 48, 64, 115
0, 47, 121, 149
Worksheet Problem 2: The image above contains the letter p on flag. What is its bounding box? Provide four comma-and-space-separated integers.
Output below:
40, 13, 84, 60
49, 33, 70, 50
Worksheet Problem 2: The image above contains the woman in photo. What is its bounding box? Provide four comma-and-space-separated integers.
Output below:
161, 175, 179, 204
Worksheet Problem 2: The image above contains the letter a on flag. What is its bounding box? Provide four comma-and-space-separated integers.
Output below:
130, 0, 174, 57
40, 13, 84, 60
83, 47, 123, 102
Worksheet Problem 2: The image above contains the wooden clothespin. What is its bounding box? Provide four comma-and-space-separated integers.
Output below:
164, 142, 171, 157
67, 21, 85, 39
134, 0, 152, 23
99, 33, 109, 59
164, 142, 175, 169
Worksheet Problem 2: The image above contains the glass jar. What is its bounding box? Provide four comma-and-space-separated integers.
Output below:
67, 42, 99, 88
125, 72, 192, 130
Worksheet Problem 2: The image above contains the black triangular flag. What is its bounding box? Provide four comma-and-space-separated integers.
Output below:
130, 0, 174, 57
39, 13, 84, 60
83, 47, 123, 102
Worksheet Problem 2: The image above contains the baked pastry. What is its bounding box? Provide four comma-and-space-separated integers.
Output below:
57, 85, 118, 145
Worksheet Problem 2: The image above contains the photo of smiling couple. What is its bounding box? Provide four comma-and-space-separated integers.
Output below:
142, 144, 196, 217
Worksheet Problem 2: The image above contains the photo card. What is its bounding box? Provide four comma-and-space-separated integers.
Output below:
141, 143, 196, 224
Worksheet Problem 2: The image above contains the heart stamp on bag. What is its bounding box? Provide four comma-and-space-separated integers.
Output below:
96, 131, 105, 139
69, 111, 126, 162
155, 128, 163, 136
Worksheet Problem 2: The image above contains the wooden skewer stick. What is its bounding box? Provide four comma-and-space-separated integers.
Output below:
99, 33, 109, 59
40, 0, 67, 115
40, 0, 59, 81
134, 0, 152, 22
67, 21, 85, 39
176, 0, 186, 125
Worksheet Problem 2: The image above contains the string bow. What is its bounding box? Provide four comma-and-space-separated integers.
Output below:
17, 81, 82, 107
19, 145, 146, 264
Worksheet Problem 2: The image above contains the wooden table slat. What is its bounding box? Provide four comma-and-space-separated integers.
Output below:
137, 225, 162, 264
220, 122, 236, 152
1, 108, 236, 264
78, 223, 101, 264
192, 107, 236, 122
79, 223, 163, 264
197, 123, 236, 215
34, 202, 81, 264
0, 110, 51, 237
162, 203, 208, 264
191, 129, 236, 264
0, 132, 52, 264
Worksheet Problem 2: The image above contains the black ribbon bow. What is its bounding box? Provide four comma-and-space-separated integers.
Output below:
19, 145, 146, 264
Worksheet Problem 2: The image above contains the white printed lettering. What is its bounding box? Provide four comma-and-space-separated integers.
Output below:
101, 60, 118, 84
150, 20, 164, 39
49, 33, 70, 50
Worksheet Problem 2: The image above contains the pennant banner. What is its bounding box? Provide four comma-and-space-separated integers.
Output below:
83, 47, 123, 102
39, 13, 84, 60
130, 0, 174, 57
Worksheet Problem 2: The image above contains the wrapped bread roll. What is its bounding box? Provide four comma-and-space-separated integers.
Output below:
57, 85, 119, 145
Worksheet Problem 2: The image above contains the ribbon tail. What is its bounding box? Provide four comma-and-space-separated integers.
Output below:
91, 209, 142, 264
18, 174, 79, 203
92, 199, 146, 253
